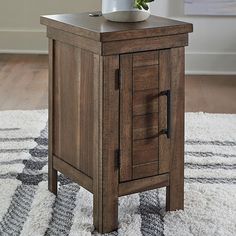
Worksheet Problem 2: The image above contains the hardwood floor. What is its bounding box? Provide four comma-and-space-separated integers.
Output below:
0, 54, 236, 113
186, 75, 236, 113
0, 54, 48, 110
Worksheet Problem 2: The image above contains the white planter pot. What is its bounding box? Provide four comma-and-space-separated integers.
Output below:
102, 0, 151, 22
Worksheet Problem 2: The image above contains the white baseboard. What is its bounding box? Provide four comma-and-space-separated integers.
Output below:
0, 49, 48, 54
185, 70, 236, 75
0, 29, 47, 53
1, 29, 236, 75
185, 52, 236, 75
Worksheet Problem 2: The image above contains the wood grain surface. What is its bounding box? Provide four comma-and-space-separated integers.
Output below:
120, 54, 133, 182
53, 41, 99, 178
158, 49, 171, 174
93, 55, 120, 233
119, 174, 169, 196
41, 13, 193, 42
166, 47, 185, 211
119, 51, 160, 181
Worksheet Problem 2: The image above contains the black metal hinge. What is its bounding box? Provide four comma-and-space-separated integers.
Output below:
115, 149, 120, 169
115, 69, 121, 90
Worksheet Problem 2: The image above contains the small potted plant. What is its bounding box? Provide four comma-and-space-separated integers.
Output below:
102, 0, 154, 22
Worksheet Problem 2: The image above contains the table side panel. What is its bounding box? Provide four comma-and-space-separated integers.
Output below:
53, 40, 101, 179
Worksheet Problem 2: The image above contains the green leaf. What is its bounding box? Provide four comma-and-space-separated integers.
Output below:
134, 0, 154, 10
141, 3, 149, 10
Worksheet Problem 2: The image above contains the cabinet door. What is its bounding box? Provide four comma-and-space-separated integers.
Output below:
119, 50, 171, 182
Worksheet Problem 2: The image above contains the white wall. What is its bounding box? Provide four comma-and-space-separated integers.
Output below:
151, 0, 236, 74
0, 0, 236, 74
0, 0, 100, 53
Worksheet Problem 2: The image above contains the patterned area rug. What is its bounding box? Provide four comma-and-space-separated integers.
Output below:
0, 110, 236, 236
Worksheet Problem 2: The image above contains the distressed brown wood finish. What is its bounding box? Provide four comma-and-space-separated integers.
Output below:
41, 13, 193, 42
133, 89, 159, 115
133, 113, 159, 140
120, 54, 133, 182
47, 27, 101, 54
131, 51, 159, 180
133, 51, 159, 67
119, 51, 160, 181
119, 174, 169, 196
53, 155, 93, 193
92, 54, 103, 233
159, 49, 171, 174
103, 34, 188, 55
41, 12, 192, 234
133, 139, 159, 165
94, 55, 120, 233
53, 41, 79, 169
166, 47, 185, 211
53, 42, 98, 178
133, 66, 159, 91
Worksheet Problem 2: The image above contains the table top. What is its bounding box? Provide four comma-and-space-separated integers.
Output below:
41, 12, 193, 42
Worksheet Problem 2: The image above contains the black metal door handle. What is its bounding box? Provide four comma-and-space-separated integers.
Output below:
159, 90, 171, 139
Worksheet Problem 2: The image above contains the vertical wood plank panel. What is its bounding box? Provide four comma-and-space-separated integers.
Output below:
75, 48, 81, 171
53, 41, 61, 160
120, 50, 161, 181
93, 55, 119, 233
93, 54, 103, 230
92, 53, 101, 181
53, 43, 99, 178
166, 47, 185, 211
120, 54, 133, 182
59, 43, 80, 167
159, 49, 171, 174
48, 38, 58, 194
79, 49, 95, 177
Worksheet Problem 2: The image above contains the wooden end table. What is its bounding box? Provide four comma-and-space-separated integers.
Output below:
41, 12, 193, 234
